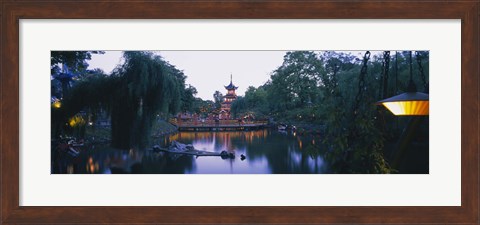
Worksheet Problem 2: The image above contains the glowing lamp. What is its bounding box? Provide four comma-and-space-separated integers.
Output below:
378, 51, 429, 116
68, 115, 85, 127
378, 92, 429, 116
68, 117, 77, 127
53, 101, 61, 108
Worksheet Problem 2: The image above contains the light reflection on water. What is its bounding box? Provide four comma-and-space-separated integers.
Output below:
52, 129, 328, 174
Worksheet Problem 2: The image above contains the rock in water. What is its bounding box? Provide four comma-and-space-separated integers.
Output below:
152, 145, 161, 152
169, 141, 189, 152
220, 150, 231, 159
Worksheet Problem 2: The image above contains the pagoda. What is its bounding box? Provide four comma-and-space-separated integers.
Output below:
220, 74, 238, 119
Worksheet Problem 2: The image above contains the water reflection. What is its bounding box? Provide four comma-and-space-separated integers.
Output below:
52, 129, 329, 174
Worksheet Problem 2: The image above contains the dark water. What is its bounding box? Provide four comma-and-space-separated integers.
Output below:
52, 129, 329, 174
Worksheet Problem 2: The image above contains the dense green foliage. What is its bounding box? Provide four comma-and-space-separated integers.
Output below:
51, 51, 105, 99
53, 51, 196, 149
51, 51, 104, 75
231, 51, 429, 173
191, 98, 215, 116
213, 90, 224, 110
108, 52, 187, 148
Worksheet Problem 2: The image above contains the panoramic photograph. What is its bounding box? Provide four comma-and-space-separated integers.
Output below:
51, 50, 429, 174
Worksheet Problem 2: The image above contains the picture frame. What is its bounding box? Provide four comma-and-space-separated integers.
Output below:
1, 1, 478, 224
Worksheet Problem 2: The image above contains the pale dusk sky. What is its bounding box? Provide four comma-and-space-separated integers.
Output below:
88, 51, 376, 101
88, 51, 287, 101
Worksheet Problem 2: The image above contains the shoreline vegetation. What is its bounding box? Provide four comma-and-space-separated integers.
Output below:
79, 119, 324, 146
80, 119, 179, 145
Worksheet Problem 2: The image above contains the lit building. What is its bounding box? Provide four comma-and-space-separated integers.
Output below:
220, 75, 238, 119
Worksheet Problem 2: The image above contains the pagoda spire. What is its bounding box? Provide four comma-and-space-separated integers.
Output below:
224, 73, 238, 90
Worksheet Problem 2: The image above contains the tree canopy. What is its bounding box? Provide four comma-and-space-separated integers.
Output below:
54, 51, 197, 149
231, 50, 429, 173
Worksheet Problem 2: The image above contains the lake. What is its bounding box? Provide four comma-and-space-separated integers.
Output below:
52, 129, 329, 174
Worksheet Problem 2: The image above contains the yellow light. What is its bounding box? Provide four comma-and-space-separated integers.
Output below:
69, 118, 77, 127
382, 100, 429, 116
68, 115, 85, 127
378, 92, 429, 116
53, 101, 61, 108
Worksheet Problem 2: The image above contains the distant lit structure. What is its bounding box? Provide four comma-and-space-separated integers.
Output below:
220, 74, 238, 119
51, 97, 62, 109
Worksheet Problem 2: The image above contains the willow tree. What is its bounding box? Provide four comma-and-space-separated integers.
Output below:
109, 51, 184, 149
58, 51, 187, 149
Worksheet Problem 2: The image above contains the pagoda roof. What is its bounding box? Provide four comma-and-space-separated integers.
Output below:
224, 81, 238, 90
224, 74, 238, 90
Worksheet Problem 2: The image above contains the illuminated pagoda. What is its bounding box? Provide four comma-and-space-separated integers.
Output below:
220, 74, 238, 119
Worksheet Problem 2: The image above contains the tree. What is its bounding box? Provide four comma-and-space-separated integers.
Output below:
51, 51, 105, 98
213, 90, 224, 109
191, 98, 214, 116
239, 86, 269, 118
51, 51, 104, 75
268, 51, 324, 112
230, 96, 246, 118
108, 51, 187, 148
51, 69, 111, 138
315, 51, 392, 173
181, 84, 198, 112
58, 51, 191, 149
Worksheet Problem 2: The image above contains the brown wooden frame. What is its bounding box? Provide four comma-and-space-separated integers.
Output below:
1, 1, 478, 224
